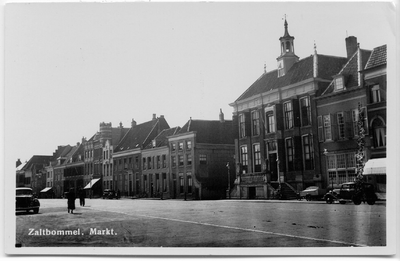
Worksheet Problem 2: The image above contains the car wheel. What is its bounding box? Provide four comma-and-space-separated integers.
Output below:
33, 208, 39, 214
353, 197, 362, 205
367, 199, 375, 205
326, 197, 333, 204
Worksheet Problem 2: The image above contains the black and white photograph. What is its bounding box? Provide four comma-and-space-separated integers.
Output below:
3, 0, 399, 257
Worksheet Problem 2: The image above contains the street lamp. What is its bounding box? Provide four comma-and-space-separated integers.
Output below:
226, 162, 230, 199
323, 149, 334, 190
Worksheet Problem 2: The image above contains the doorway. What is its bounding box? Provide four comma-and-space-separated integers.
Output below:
249, 187, 256, 199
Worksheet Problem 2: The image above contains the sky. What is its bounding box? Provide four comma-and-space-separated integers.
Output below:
4, 1, 396, 163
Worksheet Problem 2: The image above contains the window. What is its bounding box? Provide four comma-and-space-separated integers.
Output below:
371, 85, 381, 103
334, 75, 344, 91
162, 173, 167, 192
179, 173, 184, 194
135, 157, 139, 169
186, 141, 192, 150
326, 152, 357, 185
337, 112, 345, 139
171, 143, 176, 152
199, 154, 207, 165
300, 97, 311, 126
240, 146, 248, 173
171, 156, 176, 167
178, 155, 184, 166
284, 102, 293, 129
323, 115, 332, 140
267, 140, 277, 152
285, 138, 294, 171
265, 112, 275, 134
162, 155, 167, 168
252, 110, 260, 136
253, 144, 261, 172
147, 157, 152, 169
129, 157, 132, 168
157, 156, 161, 169
372, 118, 386, 148
239, 114, 246, 138
302, 135, 314, 170
187, 173, 192, 194
178, 142, 184, 151
156, 174, 160, 192
187, 154, 192, 165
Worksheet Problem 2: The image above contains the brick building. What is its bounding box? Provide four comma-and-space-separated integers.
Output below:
315, 37, 372, 189
112, 115, 170, 197
168, 111, 235, 200
229, 19, 348, 199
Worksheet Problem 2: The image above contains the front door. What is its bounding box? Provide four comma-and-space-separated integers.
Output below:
249, 187, 256, 199
269, 153, 278, 181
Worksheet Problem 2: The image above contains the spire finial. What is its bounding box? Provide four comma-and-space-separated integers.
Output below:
264, 62, 267, 73
314, 40, 317, 54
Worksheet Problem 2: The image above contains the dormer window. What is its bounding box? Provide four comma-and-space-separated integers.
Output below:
334, 75, 344, 91
278, 63, 285, 77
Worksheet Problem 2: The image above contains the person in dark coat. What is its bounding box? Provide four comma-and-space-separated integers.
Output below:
79, 188, 85, 207
67, 188, 76, 214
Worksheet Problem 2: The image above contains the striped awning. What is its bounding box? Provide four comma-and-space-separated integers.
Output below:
363, 158, 386, 175
83, 178, 101, 189
40, 187, 53, 193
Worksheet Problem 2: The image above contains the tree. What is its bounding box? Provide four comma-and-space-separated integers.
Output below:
355, 102, 366, 182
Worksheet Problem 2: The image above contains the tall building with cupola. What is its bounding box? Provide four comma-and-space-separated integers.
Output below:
229, 19, 348, 199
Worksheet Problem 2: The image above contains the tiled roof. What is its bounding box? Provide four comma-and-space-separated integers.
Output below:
114, 117, 170, 153
235, 54, 347, 102
144, 127, 181, 149
321, 49, 372, 96
21, 155, 53, 171
177, 119, 235, 144
365, 45, 386, 70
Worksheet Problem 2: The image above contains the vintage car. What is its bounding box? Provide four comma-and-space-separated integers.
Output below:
299, 186, 326, 201
323, 182, 377, 205
102, 189, 117, 199
16, 187, 40, 214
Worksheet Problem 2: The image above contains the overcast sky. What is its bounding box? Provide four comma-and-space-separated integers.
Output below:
5, 1, 395, 163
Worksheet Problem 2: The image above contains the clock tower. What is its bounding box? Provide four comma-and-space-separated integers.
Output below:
277, 18, 299, 77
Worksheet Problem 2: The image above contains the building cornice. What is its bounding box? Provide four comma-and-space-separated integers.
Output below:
113, 148, 141, 158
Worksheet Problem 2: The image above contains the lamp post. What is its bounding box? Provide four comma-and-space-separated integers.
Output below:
323, 149, 333, 189
226, 162, 230, 199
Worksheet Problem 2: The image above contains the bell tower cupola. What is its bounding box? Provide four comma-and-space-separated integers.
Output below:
277, 17, 299, 77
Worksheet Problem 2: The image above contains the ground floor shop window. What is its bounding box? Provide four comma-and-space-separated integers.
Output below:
187, 173, 192, 193
326, 152, 357, 186
179, 173, 184, 194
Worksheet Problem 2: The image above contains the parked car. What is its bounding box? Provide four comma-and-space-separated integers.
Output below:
323, 182, 377, 205
102, 189, 116, 199
299, 186, 326, 201
16, 187, 40, 214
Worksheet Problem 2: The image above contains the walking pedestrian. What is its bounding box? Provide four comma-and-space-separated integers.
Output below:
79, 188, 85, 207
67, 188, 76, 214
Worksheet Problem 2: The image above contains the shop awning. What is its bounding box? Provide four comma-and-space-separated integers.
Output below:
40, 187, 53, 193
363, 158, 386, 175
84, 178, 101, 189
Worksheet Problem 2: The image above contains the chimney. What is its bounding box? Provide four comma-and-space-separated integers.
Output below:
119, 122, 123, 128
152, 114, 156, 120
131, 118, 137, 127
160, 115, 164, 119
219, 109, 225, 122
345, 36, 358, 59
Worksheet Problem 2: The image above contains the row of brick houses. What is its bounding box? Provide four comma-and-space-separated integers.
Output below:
16, 19, 386, 200
16, 112, 236, 200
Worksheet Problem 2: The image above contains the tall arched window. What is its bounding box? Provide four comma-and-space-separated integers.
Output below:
372, 118, 386, 148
